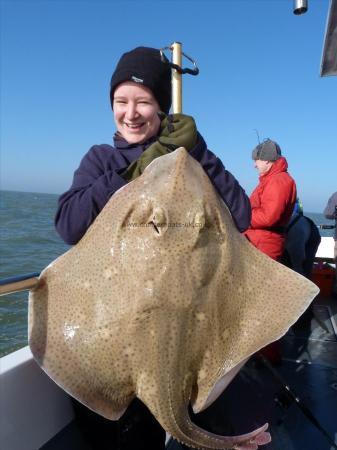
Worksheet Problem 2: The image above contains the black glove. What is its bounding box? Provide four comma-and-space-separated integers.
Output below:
122, 113, 197, 182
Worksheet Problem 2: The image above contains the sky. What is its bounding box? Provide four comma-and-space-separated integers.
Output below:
1, 0, 336, 213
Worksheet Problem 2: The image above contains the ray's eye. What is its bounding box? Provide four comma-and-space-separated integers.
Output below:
194, 211, 206, 229
153, 207, 165, 225
149, 207, 166, 235
149, 221, 160, 234
130, 200, 152, 226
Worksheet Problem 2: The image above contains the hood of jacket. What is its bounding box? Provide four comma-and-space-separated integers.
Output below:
259, 156, 288, 182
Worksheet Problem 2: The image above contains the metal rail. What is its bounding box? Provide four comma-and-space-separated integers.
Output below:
0, 273, 40, 296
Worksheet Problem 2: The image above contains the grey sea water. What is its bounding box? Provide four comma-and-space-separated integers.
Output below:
0, 190, 69, 357
0, 190, 334, 357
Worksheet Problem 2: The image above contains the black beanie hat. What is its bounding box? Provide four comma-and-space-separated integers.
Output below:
252, 139, 282, 161
110, 47, 172, 114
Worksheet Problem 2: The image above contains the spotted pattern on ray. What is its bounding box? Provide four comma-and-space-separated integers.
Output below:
29, 148, 318, 449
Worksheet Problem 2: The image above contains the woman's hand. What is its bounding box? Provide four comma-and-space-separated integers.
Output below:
159, 113, 197, 151
122, 113, 197, 182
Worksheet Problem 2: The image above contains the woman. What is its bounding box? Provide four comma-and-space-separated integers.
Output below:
55, 46, 251, 450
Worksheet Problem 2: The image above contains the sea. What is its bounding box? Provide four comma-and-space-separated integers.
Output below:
0, 190, 335, 358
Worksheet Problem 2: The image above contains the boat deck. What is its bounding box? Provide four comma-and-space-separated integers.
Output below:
168, 294, 337, 450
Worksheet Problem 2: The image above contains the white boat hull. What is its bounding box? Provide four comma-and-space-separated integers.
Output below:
0, 346, 74, 450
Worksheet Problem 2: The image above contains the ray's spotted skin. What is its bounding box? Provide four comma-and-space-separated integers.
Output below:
28, 148, 318, 450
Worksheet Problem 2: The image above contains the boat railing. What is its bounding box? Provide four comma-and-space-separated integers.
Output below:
319, 224, 336, 230
0, 273, 40, 296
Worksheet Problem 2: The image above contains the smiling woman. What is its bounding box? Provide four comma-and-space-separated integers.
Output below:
52, 44, 252, 450
54, 46, 251, 248
113, 82, 161, 144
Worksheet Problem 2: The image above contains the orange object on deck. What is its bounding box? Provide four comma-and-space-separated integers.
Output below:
311, 264, 335, 297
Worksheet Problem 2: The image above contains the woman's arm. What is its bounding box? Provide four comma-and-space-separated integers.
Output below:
55, 145, 127, 245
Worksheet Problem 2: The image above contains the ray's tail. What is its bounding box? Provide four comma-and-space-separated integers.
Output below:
164, 404, 270, 449
139, 380, 271, 450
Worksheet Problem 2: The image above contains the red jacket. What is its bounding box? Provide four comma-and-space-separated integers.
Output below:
244, 157, 296, 260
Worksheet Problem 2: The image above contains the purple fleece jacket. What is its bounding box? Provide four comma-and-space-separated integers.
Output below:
55, 133, 251, 244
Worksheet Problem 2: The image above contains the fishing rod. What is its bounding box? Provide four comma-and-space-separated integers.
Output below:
257, 353, 337, 449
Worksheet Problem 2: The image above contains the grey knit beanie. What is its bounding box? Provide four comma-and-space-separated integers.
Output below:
252, 139, 282, 161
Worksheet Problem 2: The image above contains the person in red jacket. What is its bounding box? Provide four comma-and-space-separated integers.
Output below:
245, 139, 297, 365
245, 139, 297, 261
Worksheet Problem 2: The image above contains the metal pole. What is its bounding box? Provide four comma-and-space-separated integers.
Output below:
171, 42, 182, 113
293, 0, 308, 15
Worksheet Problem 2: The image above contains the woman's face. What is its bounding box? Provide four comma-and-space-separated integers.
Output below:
113, 81, 161, 144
